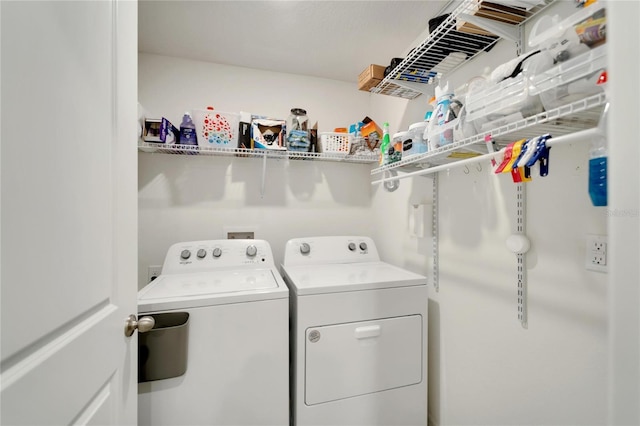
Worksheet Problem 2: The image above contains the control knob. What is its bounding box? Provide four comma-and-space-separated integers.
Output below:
180, 249, 191, 260
348, 242, 356, 251
212, 247, 222, 258
246, 245, 257, 257
300, 243, 311, 255
359, 242, 368, 251
197, 249, 207, 259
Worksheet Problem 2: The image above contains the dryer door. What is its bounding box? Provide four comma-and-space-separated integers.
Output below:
305, 315, 423, 405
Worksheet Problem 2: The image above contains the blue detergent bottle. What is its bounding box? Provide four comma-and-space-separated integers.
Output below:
588, 103, 608, 206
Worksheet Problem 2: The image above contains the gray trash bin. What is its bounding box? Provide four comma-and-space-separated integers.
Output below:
138, 312, 189, 383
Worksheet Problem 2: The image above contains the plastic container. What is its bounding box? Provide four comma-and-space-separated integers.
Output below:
391, 131, 409, 161
318, 132, 352, 156
406, 122, 429, 156
192, 108, 240, 147
427, 118, 459, 150
529, 2, 606, 51
530, 44, 607, 111
589, 103, 608, 206
138, 312, 190, 383
465, 53, 550, 133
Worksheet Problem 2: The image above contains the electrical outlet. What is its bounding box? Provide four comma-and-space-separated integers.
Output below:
148, 265, 162, 283
586, 235, 607, 273
228, 231, 254, 239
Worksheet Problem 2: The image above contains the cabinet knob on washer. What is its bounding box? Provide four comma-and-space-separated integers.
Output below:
246, 245, 257, 257
300, 243, 311, 255
348, 242, 356, 251
359, 242, 368, 251
180, 249, 191, 260
196, 249, 207, 259
212, 247, 222, 258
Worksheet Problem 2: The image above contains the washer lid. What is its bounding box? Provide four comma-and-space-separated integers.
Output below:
281, 261, 427, 295
138, 267, 287, 312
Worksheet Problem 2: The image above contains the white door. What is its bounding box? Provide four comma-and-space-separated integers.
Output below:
1, 1, 138, 424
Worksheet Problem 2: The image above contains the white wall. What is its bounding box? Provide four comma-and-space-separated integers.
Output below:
138, 54, 377, 287
371, 2, 608, 425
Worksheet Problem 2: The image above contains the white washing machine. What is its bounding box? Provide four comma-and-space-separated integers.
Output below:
281, 236, 428, 426
137, 239, 289, 426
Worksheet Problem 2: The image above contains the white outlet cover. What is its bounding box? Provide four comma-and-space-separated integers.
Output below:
585, 234, 607, 273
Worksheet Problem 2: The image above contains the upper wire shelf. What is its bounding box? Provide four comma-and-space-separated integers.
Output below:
138, 143, 380, 164
371, 92, 607, 175
371, 0, 555, 99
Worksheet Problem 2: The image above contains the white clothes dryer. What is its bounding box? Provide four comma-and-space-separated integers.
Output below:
281, 236, 428, 426
137, 239, 289, 426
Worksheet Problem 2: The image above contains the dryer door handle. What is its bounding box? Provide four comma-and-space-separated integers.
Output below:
354, 325, 381, 339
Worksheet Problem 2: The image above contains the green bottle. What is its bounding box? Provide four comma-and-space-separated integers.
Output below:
380, 122, 390, 166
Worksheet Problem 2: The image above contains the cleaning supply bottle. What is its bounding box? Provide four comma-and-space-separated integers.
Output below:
434, 83, 454, 147
179, 111, 198, 152
588, 102, 609, 206
379, 122, 391, 166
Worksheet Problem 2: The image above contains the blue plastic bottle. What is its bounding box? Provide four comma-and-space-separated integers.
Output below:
588, 103, 608, 206
588, 140, 607, 206
179, 112, 198, 152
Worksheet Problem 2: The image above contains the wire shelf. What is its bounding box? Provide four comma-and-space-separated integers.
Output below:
371, 92, 607, 175
138, 143, 380, 164
371, 0, 555, 99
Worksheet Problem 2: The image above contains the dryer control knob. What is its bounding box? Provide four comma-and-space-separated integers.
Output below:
246, 245, 257, 257
212, 247, 222, 258
359, 242, 368, 251
197, 249, 207, 259
300, 243, 311, 255
180, 249, 191, 260
348, 242, 356, 251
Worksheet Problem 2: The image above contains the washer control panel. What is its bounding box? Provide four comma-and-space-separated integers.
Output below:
283, 236, 380, 266
162, 239, 275, 275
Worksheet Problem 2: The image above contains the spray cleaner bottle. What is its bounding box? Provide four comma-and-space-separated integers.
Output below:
379, 122, 391, 166
427, 83, 454, 150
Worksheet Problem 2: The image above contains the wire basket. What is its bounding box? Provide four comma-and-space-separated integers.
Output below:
319, 132, 352, 155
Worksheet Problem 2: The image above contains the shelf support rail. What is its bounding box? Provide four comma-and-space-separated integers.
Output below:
371, 126, 602, 185
516, 183, 528, 328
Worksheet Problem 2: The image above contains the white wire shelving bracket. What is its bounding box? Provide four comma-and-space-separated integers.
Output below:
370, 0, 555, 99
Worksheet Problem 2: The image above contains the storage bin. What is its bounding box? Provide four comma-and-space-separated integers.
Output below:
138, 312, 190, 383
192, 108, 240, 148
427, 118, 458, 150
319, 132, 352, 155
465, 70, 544, 133
531, 44, 607, 111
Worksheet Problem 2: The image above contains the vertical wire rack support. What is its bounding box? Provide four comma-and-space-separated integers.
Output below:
516, 184, 528, 328
432, 174, 439, 292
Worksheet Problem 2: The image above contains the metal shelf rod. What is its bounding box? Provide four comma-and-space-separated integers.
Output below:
371, 126, 601, 185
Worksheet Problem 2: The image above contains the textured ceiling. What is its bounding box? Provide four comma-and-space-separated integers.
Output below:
138, 0, 448, 83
